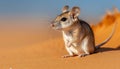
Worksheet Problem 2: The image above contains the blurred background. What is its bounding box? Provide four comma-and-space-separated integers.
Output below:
0, 0, 120, 22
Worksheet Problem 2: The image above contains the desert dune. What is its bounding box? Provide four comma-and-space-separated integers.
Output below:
0, 9, 120, 69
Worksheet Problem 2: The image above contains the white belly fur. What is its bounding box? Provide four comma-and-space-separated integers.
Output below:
63, 31, 89, 55
70, 37, 88, 55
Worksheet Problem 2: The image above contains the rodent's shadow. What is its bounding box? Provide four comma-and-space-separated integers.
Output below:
95, 45, 120, 53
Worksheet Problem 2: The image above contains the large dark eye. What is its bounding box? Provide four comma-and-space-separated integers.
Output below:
61, 17, 67, 21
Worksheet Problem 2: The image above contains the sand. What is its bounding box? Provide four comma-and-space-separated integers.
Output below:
0, 10, 120, 69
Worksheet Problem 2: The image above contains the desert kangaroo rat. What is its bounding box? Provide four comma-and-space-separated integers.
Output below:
51, 5, 116, 58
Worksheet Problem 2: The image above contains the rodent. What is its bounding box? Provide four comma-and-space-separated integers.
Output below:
51, 5, 116, 58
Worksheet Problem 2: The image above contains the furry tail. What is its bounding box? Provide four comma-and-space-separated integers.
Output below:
95, 22, 117, 49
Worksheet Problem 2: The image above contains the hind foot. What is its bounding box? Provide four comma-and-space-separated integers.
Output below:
78, 54, 89, 57
62, 55, 74, 58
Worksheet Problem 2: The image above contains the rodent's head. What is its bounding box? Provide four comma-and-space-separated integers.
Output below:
51, 5, 80, 30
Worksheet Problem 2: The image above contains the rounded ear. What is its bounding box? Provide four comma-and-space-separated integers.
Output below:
62, 5, 69, 13
70, 6, 80, 18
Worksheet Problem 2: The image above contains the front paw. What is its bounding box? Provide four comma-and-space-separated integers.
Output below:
67, 42, 72, 47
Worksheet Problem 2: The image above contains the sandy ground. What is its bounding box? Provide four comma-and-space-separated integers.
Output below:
0, 11, 120, 69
